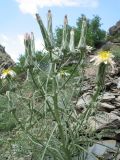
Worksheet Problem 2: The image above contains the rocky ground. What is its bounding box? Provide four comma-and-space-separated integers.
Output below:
74, 45, 120, 159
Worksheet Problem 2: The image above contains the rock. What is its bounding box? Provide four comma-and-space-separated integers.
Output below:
101, 41, 113, 51
86, 140, 117, 160
88, 112, 120, 132
99, 102, 115, 111
105, 80, 118, 91
117, 77, 120, 89
109, 26, 117, 36
108, 20, 120, 43
0, 44, 15, 73
114, 103, 120, 108
85, 65, 96, 78
109, 20, 120, 36
111, 109, 120, 116
75, 93, 91, 113
101, 92, 115, 101
116, 96, 120, 101
81, 85, 92, 92
72, 140, 118, 160
88, 112, 110, 131
116, 154, 120, 160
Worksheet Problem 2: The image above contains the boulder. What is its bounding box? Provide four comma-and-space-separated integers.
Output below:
87, 140, 117, 160
0, 44, 15, 73
75, 93, 91, 113
88, 112, 120, 132
108, 20, 120, 43
101, 92, 115, 101
109, 20, 120, 36
99, 102, 115, 111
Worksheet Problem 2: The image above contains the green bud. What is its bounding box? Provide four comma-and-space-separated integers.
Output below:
78, 16, 87, 49
24, 33, 33, 67
61, 15, 69, 52
47, 10, 54, 47
97, 62, 106, 89
31, 32, 35, 56
69, 29, 75, 52
36, 13, 53, 51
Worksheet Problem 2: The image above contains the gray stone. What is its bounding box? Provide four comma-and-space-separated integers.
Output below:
102, 92, 115, 101
99, 102, 115, 110
117, 78, 120, 89
111, 109, 120, 116
0, 44, 15, 73
114, 103, 120, 108
109, 20, 120, 36
116, 154, 120, 160
81, 85, 92, 92
86, 140, 116, 160
75, 93, 91, 112
116, 96, 120, 101
88, 112, 120, 131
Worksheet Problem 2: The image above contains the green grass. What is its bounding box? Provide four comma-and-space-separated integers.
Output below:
110, 45, 120, 59
0, 95, 16, 132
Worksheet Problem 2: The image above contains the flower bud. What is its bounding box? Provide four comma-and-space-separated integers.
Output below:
47, 10, 54, 47
69, 29, 75, 52
61, 15, 69, 52
36, 13, 52, 51
78, 16, 87, 49
24, 33, 33, 67
31, 32, 35, 56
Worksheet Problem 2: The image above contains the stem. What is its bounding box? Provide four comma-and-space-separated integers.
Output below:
8, 97, 59, 157
89, 63, 106, 109
60, 51, 83, 90
7, 96, 43, 147
49, 51, 71, 159
79, 63, 106, 127
28, 66, 56, 122
53, 73, 71, 160
29, 68, 38, 88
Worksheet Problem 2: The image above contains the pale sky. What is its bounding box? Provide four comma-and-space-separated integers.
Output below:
0, 0, 120, 61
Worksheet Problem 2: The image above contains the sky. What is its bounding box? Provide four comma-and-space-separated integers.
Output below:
0, 0, 120, 61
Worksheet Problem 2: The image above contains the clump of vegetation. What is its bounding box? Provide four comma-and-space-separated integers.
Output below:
0, 10, 117, 159
110, 45, 120, 60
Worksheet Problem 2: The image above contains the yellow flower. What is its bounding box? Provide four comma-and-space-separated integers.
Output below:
90, 51, 115, 72
0, 68, 16, 79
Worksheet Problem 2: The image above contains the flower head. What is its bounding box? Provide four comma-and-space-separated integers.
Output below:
57, 70, 70, 79
86, 45, 93, 53
0, 68, 16, 79
64, 15, 68, 26
90, 51, 115, 72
